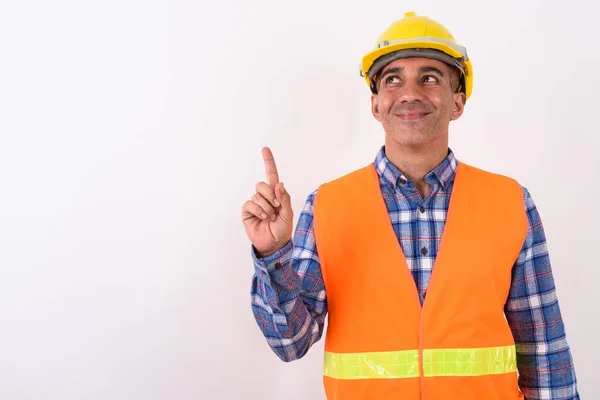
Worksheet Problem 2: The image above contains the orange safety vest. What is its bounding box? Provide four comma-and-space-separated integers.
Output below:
313, 162, 528, 400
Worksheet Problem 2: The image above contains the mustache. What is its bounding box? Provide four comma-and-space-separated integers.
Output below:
390, 103, 434, 114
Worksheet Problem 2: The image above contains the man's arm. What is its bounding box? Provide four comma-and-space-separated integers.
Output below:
250, 190, 327, 362
505, 187, 579, 399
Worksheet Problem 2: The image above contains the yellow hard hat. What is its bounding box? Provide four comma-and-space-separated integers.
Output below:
360, 12, 473, 100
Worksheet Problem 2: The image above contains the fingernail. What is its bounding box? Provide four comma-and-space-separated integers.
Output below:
261, 213, 267, 219
273, 199, 280, 207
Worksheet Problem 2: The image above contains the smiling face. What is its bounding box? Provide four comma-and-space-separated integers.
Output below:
371, 57, 466, 148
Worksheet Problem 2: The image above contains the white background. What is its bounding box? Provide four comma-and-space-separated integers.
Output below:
0, 0, 597, 398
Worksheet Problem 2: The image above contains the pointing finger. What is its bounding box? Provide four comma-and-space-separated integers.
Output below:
262, 147, 280, 187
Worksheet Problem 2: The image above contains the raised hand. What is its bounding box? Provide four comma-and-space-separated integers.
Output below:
242, 147, 293, 257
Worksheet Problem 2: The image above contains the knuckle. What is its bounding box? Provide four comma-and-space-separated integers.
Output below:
256, 181, 267, 192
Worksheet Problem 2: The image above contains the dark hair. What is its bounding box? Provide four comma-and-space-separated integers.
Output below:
448, 65, 461, 94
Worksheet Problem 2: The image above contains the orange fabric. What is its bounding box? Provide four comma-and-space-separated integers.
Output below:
313, 162, 528, 400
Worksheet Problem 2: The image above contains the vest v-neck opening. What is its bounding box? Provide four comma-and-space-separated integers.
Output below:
368, 162, 464, 311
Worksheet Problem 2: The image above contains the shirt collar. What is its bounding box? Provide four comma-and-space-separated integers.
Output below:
374, 146, 458, 189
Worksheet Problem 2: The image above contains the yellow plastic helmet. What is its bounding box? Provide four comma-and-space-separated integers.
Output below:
360, 12, 473, 100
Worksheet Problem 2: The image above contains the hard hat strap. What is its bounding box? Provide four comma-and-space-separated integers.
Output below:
368, 48, 466, 81
368, 47, 467, 95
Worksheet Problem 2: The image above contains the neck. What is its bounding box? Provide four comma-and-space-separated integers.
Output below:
384, 134, 449, 198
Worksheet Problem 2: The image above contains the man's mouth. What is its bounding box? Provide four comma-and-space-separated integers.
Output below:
394, 111, 430, 121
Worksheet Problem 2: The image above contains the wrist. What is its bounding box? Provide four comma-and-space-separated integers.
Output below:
254, 240, 291, 259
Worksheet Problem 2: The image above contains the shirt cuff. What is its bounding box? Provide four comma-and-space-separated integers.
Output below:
252, 241, 293, 274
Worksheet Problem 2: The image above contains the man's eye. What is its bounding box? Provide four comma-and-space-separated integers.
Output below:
385, 76, 400, 84
423, 75, 439, 83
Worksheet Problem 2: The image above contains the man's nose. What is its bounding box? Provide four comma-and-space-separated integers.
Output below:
399, 79, 424, 103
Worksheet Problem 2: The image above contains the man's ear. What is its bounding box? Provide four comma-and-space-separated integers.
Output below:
450, 92, 466, 121
371, 93, 381, 122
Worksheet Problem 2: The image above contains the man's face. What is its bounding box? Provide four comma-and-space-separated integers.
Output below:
371, 57, 466, 148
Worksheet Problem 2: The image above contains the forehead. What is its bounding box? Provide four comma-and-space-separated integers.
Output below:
380, 57, 450, 75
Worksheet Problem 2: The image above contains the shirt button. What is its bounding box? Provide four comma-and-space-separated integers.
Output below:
274, 262, 282, 270
399, 178, 407, 185
389, 183, 394, 189
419, 206, 425, 213
421, 247, 428, 255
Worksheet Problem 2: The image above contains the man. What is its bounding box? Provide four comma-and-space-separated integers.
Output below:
242, 12, 579, 399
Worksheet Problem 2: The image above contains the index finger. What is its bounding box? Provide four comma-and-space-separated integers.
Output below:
262, 147, 280, 187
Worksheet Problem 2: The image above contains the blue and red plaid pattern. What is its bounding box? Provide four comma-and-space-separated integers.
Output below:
250, 146, 579, 399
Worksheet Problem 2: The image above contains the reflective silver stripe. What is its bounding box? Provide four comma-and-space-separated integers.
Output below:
376, 36, 468, 59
